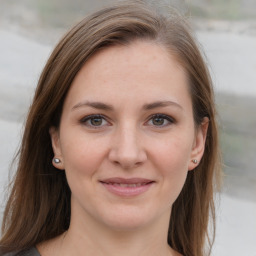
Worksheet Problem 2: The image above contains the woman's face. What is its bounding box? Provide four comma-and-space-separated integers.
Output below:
50, 41, 208, 231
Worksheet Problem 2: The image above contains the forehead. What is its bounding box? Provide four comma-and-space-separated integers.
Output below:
80, 40, 183, 81
64, 40, 191, 110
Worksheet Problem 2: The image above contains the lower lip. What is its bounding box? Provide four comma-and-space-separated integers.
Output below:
101, 182, 154, 197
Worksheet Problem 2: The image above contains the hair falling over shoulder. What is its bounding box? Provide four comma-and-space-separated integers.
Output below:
0, 1, 222, 256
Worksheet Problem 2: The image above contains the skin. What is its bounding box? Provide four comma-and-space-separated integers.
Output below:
39, 40, 208, 256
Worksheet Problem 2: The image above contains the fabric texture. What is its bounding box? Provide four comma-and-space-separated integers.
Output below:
3, 247, 40, 256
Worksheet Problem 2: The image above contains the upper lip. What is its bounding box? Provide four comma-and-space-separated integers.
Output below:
100, 177, 154, 184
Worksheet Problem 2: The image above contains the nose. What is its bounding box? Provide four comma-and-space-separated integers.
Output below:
108, 125, 147, 169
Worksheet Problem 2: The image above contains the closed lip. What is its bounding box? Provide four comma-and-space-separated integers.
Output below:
100, 177, 155, 185
99, 177, 155, 197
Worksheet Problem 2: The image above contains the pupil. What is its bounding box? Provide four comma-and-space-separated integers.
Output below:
91, 117, 102, 126
153, 117, 164, 126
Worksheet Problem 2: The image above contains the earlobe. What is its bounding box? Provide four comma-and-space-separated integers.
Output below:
188, 117, 209, 171
49, 127, 65, 170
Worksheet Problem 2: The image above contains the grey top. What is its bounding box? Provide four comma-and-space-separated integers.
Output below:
3, 247, 40, 256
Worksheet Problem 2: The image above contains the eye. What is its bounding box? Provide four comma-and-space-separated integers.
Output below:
147, 114, 174, 127
80, 114, 110, 128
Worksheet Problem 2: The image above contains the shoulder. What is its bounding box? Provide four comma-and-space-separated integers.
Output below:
2, 247, 40, 256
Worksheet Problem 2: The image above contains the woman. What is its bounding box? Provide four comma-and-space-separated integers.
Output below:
0, 1, 221, 256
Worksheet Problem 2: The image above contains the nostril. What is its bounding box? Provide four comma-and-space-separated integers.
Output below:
111, 159, 143, 169
113, 160, 120, 165
108, 141, 147, 169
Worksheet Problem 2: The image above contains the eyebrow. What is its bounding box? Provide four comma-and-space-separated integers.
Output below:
71, 100, 183, 111
72, 101, 114, 111
142, 101, 183, 110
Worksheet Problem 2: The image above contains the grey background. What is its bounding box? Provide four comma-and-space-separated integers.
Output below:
0, 0, 256, 255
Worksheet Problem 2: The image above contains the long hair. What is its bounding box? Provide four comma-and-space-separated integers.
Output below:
0, 1, 221, 255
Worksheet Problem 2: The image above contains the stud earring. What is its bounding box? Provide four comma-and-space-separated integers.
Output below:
192, 159, 198, 164
53, 158, 61, 164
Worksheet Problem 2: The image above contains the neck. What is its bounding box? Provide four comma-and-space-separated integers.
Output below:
37, 199, 181, 256
59, 206, 175, 256
63, 228, 172, 256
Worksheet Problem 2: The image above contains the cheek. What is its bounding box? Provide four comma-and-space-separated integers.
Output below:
152, 135, 192, 172
151, 136, 192, 198
60, 130, 107, 178
60, 133, 109, 203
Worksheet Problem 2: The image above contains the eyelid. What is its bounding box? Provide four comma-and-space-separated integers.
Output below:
79, 113, 175, 129
80, 114, 111, 128
145, 113, 175, 127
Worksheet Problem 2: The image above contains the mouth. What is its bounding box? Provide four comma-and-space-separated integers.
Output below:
99, 177, 155, 197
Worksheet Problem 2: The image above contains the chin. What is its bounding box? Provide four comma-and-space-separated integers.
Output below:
97, 205, 162, 231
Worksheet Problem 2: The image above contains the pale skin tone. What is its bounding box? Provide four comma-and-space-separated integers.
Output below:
38, 40, 208, 256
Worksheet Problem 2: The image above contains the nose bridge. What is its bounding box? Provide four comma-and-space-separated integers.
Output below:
109, 121, 147, 168
119, 123, 138, 153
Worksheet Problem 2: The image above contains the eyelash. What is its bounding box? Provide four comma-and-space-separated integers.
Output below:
146, 114, 175, 127
80, 114, 109, 129
80, 113, 175, 129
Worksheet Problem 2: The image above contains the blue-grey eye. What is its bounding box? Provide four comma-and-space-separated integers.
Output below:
90, 116, 103, 126
148, 114, 174, 127
81, 115, 108, 127
152, 116, 165, 126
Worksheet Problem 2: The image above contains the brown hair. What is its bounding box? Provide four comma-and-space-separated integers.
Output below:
0, 1, 221, 255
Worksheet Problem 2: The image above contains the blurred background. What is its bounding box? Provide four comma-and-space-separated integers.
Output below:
0, 0, 256, 255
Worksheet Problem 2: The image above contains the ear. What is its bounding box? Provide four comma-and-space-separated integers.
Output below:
188, 117, 209, 171
49, 127, 65, 170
